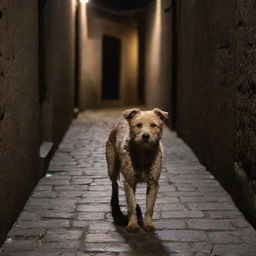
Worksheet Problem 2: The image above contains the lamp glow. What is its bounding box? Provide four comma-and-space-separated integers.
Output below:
80, 0, 89, 3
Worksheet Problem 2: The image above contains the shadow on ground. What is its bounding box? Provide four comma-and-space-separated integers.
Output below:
115, 225, 170, 256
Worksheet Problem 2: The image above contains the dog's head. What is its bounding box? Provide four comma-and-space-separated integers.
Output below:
123, 108, 169, 147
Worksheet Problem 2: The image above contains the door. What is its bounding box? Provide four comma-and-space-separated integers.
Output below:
101, 35, 121, 100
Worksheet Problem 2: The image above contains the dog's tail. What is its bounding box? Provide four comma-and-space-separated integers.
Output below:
111, 183, 143, 226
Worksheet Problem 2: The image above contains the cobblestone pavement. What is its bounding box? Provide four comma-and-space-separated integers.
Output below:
1, 109, 256, 256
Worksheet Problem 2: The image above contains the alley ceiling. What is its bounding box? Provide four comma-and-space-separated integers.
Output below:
92, 0, 154, 10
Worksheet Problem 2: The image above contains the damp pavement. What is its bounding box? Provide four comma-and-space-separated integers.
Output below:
1, 109, 256, 256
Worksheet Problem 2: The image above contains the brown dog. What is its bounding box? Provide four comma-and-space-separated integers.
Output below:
106, 108, 168, 232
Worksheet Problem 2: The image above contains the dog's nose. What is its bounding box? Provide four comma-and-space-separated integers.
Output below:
142, 133, 150, 140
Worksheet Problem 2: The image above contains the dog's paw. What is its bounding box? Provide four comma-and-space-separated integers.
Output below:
127, 223, 140, 232
144, 224, 155, 232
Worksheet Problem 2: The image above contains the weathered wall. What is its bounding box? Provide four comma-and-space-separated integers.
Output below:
0, 0, 77, 244
41, 0, 76, 144
142, 0, 173, 117
0, 0, 40, 244
176, 0, 235, 184
79, 4, 138, 109
174, 0, 256, 226
234, 0, 256, 226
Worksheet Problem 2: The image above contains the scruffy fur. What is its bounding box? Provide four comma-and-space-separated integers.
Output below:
106, 108, 168, 232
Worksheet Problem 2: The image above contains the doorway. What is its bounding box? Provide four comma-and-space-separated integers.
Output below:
101, 35, 121, 100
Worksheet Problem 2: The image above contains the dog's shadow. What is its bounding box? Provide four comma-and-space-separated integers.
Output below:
115, 225, 170, 256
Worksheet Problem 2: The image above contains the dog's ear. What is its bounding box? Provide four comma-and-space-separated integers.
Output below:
123, 108, 140, 120
153, 108, 169, 121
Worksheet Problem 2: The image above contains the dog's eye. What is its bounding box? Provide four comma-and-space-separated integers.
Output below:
151, 123, 157, 128
136, 123, 142, 128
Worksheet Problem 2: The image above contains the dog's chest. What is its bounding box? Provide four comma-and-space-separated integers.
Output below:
132, 156, 156, 183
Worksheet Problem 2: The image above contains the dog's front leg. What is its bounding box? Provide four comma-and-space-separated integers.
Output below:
145, 182, 159, 231
123, 180, 139, 232
120, 151, 139, 232
120, 153, 139, 232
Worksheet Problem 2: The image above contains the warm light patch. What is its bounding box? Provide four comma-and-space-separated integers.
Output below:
80, 0, 89, 4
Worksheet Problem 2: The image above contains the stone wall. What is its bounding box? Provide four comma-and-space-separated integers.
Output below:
174, 0, 256, 226
234, 0, 256, 226
175, 0, 235, 184
0, 0, 77, 244
0, 0, 40, 245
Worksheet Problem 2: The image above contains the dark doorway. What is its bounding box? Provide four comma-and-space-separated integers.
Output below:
102, 35, 121, 100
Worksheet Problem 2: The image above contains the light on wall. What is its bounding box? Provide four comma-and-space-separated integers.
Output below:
80, 0, 89, 3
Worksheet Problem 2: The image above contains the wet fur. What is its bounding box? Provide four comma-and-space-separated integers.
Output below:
106, 108, 168, 232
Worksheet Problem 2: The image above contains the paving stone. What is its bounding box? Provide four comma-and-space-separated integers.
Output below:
162, 210, 205, 219
1, 109, 255, 256
155, 197, 180, 203
85, 233, 125, 243
71, 178, 93, 185
35, 185, 53, 191
17, 220, 70, 229
85, 242, 131, 252
187, 219, 235, 230
163, 242, 212, 254
77, 204, 109, 212
87, 221, 117, 232
153, 219, 186, 230
205, 210, 243, 219
54, 185, 89, 191
156, 230, 209, 242
186, 202, 237, 211
39, 179, 70, 185
76, 212, 105, 221
32, 191, 57, 198
8, 228, 46, 238
44, 230, 83, 242
212, 244, 256, 256
43, 211, 74, 219
208, 231, 242, 244
154, 203, 185, 211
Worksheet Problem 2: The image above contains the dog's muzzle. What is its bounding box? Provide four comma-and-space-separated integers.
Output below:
142, 133, 150, 142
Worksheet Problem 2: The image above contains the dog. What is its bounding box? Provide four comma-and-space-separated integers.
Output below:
106, 108, 168, 232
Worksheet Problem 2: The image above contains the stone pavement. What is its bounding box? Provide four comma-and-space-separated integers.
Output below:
1, 109, 256, 256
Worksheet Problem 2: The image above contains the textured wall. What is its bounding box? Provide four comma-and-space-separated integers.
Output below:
234, 0, 256, 226
40, 0, 76, 144
0, 0, 40, 244
142, 0, 173, 116
176, 0, 235, 183
175, 0, 256, 226
79, 5, 138, 109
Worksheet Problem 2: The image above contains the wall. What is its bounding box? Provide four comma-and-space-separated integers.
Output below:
40, 0, 76, 144
0, 0, 77, 244
175, 0, 235, 184
142, 0, 173, 117
0, 0, 40, 244
234, 0, 256, 226
174, 0, 256, 226
79, 4, 138, 109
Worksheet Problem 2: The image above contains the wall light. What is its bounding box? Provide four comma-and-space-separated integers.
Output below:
80, 0, 89, 3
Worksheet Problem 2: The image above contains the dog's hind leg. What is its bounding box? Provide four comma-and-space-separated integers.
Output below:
106, 140, 128, 225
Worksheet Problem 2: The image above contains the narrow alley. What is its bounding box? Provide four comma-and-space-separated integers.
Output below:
1, 109, 255, 256
1, 1, 256, 255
